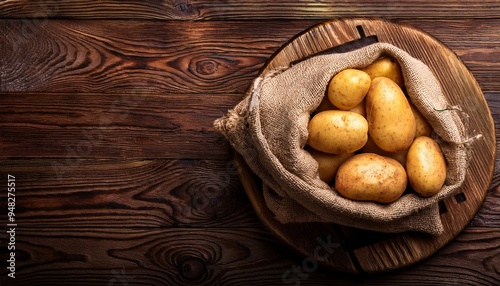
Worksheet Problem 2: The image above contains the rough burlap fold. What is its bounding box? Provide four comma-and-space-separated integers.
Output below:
214, 42, 470, 235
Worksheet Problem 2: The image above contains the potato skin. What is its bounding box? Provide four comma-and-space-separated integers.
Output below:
410, 103, 433, 138
327, 69, 371, 110
362, 56, 404, 88
315, 95, 337, 114
349, 100, 366, 118
314, 95, 366, 117
361, 135, 408, 167
406, 136, 447, 197
366, 77, 416, 152
307, 148, 353, 184
307, 110, 368, 154
335, 153, 407, 203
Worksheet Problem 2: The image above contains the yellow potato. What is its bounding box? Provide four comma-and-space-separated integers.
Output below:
406, 136, 447, 197
349, 100, 366, 118
307, 110, 368, 154
314, 95, 337, 114
361, 135, 408, 167
327, 69, 371, 110
362, 56, 404, 88
410, 103, 433, 138
387, 150, 408, 168
335, 153, 407, 203
366, 77, 416, 152
307, 147, 353, 184
315, 95, 365, 116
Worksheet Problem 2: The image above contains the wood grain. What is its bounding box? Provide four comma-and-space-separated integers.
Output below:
0, 19, 291, 94
0, 157, 496, 233
0, 159, 497, 229
0, 2, 499, 284
0, 227, 498, 285
1, 19, 500, 94
0, 228, 293, 286
0, 158, 262, 228
1, 0, 500, 20
0, 93, 240, 159
470, 185, 500, 227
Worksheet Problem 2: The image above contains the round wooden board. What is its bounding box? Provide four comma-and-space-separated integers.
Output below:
234, 18, 496, 274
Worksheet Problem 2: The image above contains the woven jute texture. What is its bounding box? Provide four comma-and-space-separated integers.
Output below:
214, 42, 470, 235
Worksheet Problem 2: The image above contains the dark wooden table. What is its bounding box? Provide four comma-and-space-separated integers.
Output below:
0, 1, 499, 285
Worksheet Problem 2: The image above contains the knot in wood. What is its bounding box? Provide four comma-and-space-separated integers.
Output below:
179, 257, 207, 281
196, 59, 218, 76
173, 0, 197, 15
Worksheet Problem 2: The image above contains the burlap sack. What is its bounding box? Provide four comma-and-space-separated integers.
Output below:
214, 42, 472, 235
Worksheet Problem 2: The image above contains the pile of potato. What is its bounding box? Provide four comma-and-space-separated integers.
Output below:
307, 57, 447, 203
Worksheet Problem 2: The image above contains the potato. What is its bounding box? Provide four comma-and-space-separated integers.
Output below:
307, 110, 368, 154
327, 69, 371, 110
362, 56, 404, 88
314, 95, 337, 114
366, 77, 416, 152
349, 100, 366, 118
406, 136, 447, 197
335, 153, 407, 203
315, 94, 366, 116
410, 103, 433, 138
307, 147, 353, 184
387, 150, 408, 168
361, 135, 408, 167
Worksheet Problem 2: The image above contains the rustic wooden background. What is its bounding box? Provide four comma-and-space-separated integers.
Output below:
0, 1, 499, 285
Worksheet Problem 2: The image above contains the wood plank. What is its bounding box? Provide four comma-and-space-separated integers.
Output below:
0, 158, 496, 229
1, 19, 500, 94
0, 93, 240, 159
0, 19, 297, 94
400, 19, 500, 95
361, 227, 500, 284
1, 94, 497, 163
0, 159, 262, 228
0, 227, 498, 285
0, 228, 292, 285
1, 0, 500, 20
470, 185, 500, 227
